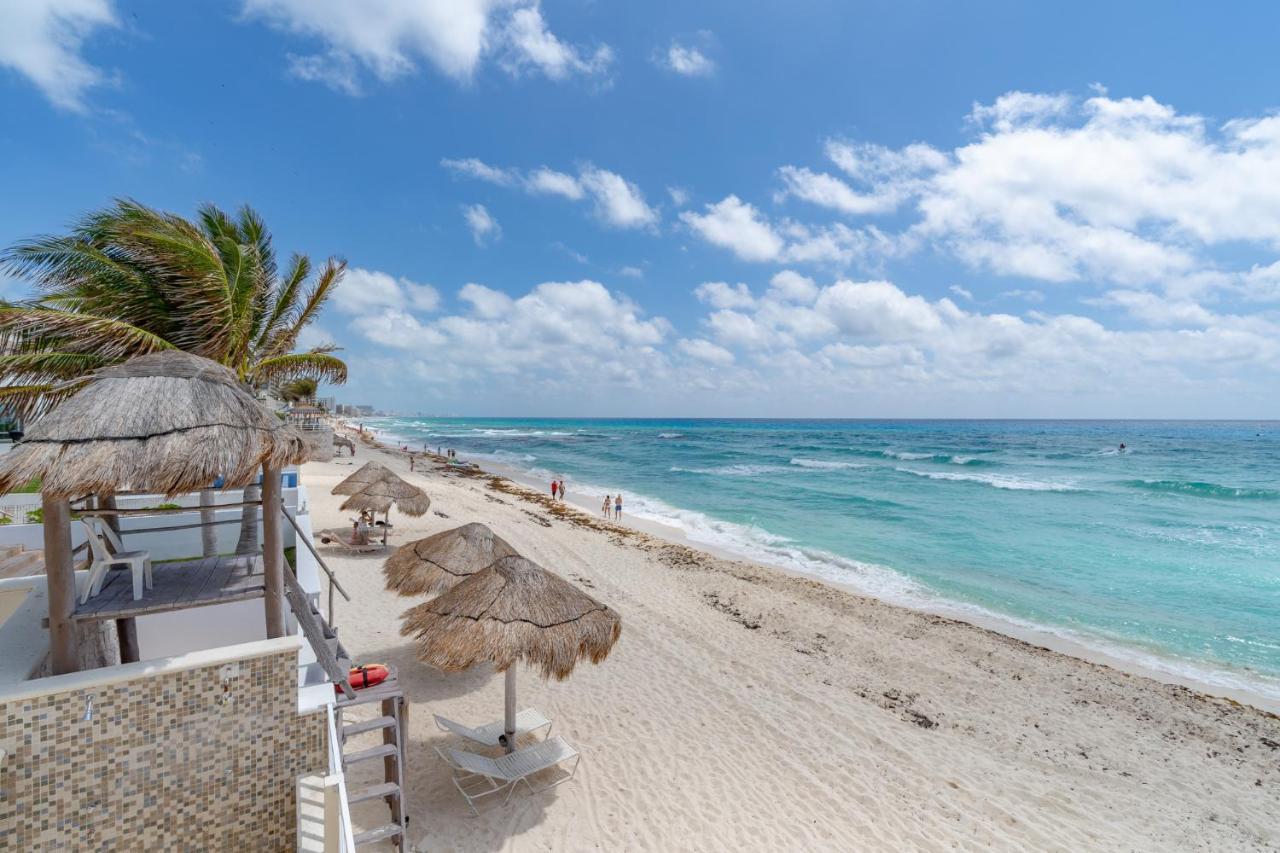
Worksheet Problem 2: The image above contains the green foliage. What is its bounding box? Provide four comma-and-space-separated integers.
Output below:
24, 507, 41, 524
0, 198, 349, 419
13, 477, 41, 494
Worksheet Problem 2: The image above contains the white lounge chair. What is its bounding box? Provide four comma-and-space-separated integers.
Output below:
80, 518, 152, 603
433, 708, 552, 748
442, 735, 580, 815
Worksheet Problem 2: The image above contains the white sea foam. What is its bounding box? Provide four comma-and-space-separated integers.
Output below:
657, 432, 684, 439
895, 467, 1077, 491
885, 450, 933, 461
670, 464, 786, 477
789, 457, 868, 470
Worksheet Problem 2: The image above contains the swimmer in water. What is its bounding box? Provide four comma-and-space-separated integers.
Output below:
1119, 443, 1126, 451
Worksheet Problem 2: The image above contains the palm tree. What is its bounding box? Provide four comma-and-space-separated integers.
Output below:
280, 377, 319, 404
0, 198, 348, 554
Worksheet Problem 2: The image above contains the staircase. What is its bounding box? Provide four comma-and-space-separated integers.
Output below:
0, 545, 43, 579
335, 675, 409, 849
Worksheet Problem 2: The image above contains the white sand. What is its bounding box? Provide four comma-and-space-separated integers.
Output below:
307, 442, 1280, 852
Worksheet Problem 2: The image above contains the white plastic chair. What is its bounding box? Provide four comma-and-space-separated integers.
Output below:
433, 708, 552, 748
80, 518, 152, 603
441, 735, 580, 815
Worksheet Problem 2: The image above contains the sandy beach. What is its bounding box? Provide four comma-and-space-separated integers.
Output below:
310, 439, 1279, 852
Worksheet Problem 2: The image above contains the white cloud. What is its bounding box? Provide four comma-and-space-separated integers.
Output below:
695, 281, 755, 310
579, 166, 659, 229
333, 267, 440, 315
441, 157, 517, 186
659, 42, 715, 77
618, 266, 644, 279
681, 195, 877, 266
1087, 290, 1215, 328
241, 0, 611, 91
526, 167, 584, 199
458, 282, 512, 319
949, 285, 974, 301
444, 159, 658, 230
769, 270, 819, 303
0, 0, 118, 112
678, 338, 734, 365
462, 203, 501, 246
500, 5, 612, 80
667, 186, 690, 207
680, 196, 784, 262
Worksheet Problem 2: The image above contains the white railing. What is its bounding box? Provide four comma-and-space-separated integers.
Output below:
325, 703, 357, 853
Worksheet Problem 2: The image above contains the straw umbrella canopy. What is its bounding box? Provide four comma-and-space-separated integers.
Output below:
0, 350, 309, 673
0, 350, 308, 498
339, 470, 429, 544
400, 554, 621, 750
339, 473, 430, 516
383, 522, 518, 597
331, 461, 391, 495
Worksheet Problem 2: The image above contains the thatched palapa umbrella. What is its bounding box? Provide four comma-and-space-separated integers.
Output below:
0, 350, 309, 673
401, 554, 621, 751
340, 471, 430, 544
383, 522, 517, 597
331, 461, 391, 495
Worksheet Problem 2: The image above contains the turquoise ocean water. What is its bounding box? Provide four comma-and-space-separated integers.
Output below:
370, 418, 1280, 702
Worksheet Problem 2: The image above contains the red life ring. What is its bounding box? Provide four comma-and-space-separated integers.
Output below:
337, 663, 389, 693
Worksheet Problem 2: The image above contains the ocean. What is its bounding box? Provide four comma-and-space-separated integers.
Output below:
369, 418, 1280, 703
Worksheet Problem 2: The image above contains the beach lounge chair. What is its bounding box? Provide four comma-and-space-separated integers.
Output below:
316, 528, 385, 553
80, 518, 152, 603
433, 708, 552, 748
442, 735, 580, 815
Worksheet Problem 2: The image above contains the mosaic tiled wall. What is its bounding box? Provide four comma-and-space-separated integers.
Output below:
0, 648, 327, 851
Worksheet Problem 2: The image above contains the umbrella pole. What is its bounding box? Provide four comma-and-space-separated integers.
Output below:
383, 511, 389, 546
504, 666, 517, 753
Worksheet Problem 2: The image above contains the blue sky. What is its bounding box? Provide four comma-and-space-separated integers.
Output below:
3, 1, 1280, 417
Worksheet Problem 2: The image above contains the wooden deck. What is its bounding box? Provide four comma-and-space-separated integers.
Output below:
72, 554, 264, 622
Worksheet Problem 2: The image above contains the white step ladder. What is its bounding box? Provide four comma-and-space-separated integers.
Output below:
336, 674, 409, 849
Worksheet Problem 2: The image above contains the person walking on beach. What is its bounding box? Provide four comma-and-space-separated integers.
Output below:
558, 481, 565, 502
602, 495, 611, 518
409, 454, 415, 473
615, 494, 623, 520
551, 479, 558, 499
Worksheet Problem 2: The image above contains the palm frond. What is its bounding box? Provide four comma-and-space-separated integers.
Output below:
248, 351, 347, 386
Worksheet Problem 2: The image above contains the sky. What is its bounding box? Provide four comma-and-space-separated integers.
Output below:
2, 1, 1280, 418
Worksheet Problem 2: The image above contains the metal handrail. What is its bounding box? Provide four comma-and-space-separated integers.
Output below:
281, 507, 351, 626
325, 703, 358, 853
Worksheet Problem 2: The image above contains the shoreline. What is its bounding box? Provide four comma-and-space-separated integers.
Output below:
319, 430, 1280, 850
367, 423, 1280, 715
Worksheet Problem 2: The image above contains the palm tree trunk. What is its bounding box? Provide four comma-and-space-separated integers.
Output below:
199, 489, 217, 557
235, 481, 261, 555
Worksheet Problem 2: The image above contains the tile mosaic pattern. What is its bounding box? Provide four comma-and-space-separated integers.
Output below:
0, 649, 326, 851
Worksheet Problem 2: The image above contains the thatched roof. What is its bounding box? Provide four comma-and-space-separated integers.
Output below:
0, 351, 308, 498
331, 462, 391, 495
339, 472, 430, 516
400, 555, 621, 680
383, 522, 518, 597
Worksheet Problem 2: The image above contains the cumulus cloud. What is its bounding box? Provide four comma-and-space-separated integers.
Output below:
678, 338, 734, 365
241, 0, 612, 92
658, 41, 715, 77
0, 0, 119, 112
351, 279, 671, 393
680, 195, 875, 265
442, 158, 658, 230
499, 5, 613, 80
441, 157, 517, 186
579, 166, 659, 229
526, 167, 584, 199
462, 203, 501, 246
332, 267, 440, 315
695, 281, 755, 310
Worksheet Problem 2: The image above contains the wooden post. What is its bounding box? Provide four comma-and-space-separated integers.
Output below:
261, 466, 286, 639
42, 496, 79, 674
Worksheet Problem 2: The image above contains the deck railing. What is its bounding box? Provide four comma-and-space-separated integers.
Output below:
282, 508, 350, 627
325, 703, 358, 852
